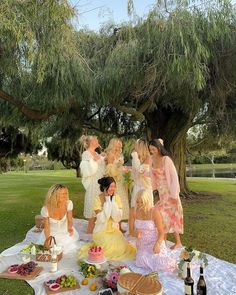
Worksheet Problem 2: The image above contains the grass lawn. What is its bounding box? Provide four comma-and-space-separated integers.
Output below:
190, 163, 236, 170
0, 170, 235, 294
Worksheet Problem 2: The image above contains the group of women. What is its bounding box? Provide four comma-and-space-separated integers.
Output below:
38, 135, 184, 273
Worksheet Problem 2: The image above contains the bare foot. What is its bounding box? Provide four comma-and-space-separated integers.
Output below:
170, 243, 182, 250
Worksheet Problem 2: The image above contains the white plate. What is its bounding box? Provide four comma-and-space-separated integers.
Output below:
84, 258, 107, 265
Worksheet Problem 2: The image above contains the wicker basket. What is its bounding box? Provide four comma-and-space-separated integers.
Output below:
35, 215, 44, 229
36, 236, 63, 262
117, 272, 162, 295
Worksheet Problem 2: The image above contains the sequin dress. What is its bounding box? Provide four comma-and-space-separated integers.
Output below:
135, 218, 176, 272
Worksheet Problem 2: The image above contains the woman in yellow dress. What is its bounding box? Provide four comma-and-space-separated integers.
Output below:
78, 176, 136, 261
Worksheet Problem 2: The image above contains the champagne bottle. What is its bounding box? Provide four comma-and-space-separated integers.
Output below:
184, 262, 194, 295
197, 266, 207, 295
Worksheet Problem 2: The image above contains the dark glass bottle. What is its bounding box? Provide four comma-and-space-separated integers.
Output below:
197, 266, 207, 295
184, 262, 194, 295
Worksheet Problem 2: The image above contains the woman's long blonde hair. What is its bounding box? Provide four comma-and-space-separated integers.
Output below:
135, 139, 150, 163
79, 135, 96, 149
105, 138, 122, 160
44, 184, 68, 211
135, 189, 152, 214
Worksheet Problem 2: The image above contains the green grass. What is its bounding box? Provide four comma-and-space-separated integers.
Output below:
190, 163, 236, 170
182, 178, 236, 265
0, 170, 235, 294
0, 170, 84, 294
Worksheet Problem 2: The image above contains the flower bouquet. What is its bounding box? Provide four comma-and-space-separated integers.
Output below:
178, 246, 208, 278
78, 260, 99, 278
101, 266, 131, 292
123, 166, 133, 197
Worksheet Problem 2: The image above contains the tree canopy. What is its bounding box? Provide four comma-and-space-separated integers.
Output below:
1, 0, 236, 193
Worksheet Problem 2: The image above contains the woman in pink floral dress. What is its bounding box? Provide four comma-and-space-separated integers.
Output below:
149, 139, 183, 249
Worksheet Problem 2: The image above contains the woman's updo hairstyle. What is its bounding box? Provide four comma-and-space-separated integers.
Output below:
98, 176, 116, 192
79, 135, 94, 149
149, 138, 169, 156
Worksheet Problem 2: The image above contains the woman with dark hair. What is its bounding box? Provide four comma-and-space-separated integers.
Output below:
149, 139, 183, 250
78, 176, 136, 261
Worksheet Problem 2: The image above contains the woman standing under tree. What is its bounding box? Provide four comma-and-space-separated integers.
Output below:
149, 139, 183, 249
131, 139, 153, 208
79, 135, 105, 233
105, 138, 129, 220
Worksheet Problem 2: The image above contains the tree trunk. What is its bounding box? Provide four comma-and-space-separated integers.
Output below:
145, 106, 193, 196
76, 167, 81, 178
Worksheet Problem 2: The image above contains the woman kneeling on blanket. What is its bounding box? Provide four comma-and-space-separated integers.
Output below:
78, 176, 136, 261
38, 184, 79, 252
129, 189, 176, 272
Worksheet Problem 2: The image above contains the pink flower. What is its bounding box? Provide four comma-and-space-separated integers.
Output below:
123, 166, 131, 173
107, 280, 115, 289
109, 271, 119, 283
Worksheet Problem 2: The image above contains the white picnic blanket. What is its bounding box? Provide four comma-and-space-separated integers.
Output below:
0, 219, 236, 295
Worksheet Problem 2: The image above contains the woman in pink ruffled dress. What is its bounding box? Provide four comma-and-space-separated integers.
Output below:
149, 139, 183, 249
129, 190, 176, 272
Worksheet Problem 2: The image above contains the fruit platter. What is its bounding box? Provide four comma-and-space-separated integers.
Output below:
0, 261, 43, 280
44, 274, 80, 294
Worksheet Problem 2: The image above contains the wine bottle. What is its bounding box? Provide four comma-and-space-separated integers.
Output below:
184, 262, 194, 295
50, 248, 58, 272
197, 266, 207, 295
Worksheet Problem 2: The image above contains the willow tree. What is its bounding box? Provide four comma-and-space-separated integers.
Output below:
77, 1, 236, 194
0, 0, 92, 163
1, 0, 236, 195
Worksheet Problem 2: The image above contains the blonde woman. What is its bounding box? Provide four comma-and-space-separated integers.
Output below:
105, 138, 129, 219
129, 189, 176, 272
80, 135, 105, 233
38, 184, 79, 252
131, 139, 153, 207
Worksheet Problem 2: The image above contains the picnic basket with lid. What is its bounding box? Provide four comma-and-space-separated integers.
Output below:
117, 272, 163, 295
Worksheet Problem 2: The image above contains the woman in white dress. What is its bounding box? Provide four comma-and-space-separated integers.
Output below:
38, 184, 79, 253
80, 135, 105, 233
105, 138, 129, 220
131, 139, 153, 207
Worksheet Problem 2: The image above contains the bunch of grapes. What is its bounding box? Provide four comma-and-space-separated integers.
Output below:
59, 275, 77, 288
17, 261, 37, 276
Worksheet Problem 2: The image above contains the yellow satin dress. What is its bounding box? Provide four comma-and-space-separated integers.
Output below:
105, 160, 129, 219
78, 195, 136, 261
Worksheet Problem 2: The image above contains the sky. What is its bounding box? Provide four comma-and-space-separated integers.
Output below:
70, 0, 157, 31
70, 0, 236, 31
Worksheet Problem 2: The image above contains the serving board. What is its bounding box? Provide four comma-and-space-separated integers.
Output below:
0, 266, 43, 281
44, 282, 80, 294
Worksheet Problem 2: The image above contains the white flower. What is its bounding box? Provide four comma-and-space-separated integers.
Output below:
120, 267, 131, 275
94, 263, 101, 270
193, 250, 200, 257
30, 246, 36, 255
